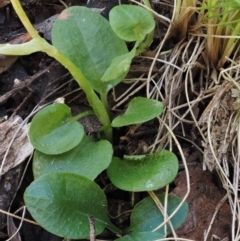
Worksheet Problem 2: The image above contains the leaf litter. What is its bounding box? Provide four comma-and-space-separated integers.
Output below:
0, 115, 33, 175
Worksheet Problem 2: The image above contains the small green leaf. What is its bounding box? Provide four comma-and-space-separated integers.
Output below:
107, 150, 178, 191
52, 6, 128, 93
101, 49, 135, 82
29, 103, 84, 155
101, 40, 143, 82
111, 97, 164, 127
128, 194, 188, 236
109, 5, 155, 41
33, 135, 113, 180
24, 172, 118, 239
115, 232, 164, 241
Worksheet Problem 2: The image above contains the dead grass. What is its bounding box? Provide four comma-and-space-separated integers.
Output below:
129, 0, 240, 240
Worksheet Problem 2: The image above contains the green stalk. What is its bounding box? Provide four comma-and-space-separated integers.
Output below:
174, 0, 182, 21
142, 0, 152, 9
11, 0, 39, 38
10, 0, 112, 141
100, 89, 111, 116
217, 4, 240, 68
200, 0, 240, 68
73, 110, 95, 121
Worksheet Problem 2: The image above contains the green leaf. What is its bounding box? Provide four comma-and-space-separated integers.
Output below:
107, 150, 178, 191
101, 49, 135, 82
115, 231, 164, 241
33, 135, 113, 180
233, 0, 240, 5
52, 6, 128, 93
24, 172, 119, 239
109, 5, 155, 41
111, 97, 164, 127
29, 103, 84, 155
128, 194, 188, 236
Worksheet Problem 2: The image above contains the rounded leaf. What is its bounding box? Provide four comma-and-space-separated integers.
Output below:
109, 5, 155, 41
107, 150, 178, 191
29, 103, 84, 155
33, 135, 113, 180
111, 97, 164, 127
101, 50, 135, 82
129, 194, 189, 236
52, 6, 128, 92
24, 173, 115, 239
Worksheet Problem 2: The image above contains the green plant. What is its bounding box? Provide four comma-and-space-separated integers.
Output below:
199, 0, 240, 68
171, 0, 240, 68
1, 0, 189, 239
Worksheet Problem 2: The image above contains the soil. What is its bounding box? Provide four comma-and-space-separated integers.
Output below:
0, 0, 234, 241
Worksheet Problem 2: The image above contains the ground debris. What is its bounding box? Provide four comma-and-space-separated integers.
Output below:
199, 82, 237, 171
0, 165, 23, 229
0, 115, 33, 175
7, 216, 22, 241
172, 167, 231, 241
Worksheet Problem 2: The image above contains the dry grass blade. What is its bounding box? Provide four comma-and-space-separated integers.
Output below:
171, 0, 199, 39
144, 1, 238, 239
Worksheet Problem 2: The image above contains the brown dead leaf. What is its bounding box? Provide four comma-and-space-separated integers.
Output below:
0, 55, 18, 74
172, 167, 231, 241
0, 115, 33, 175
0, 0, 9, 8
0, 32, 32, 74
8, 32, 32, 45
170, 7, 197, 40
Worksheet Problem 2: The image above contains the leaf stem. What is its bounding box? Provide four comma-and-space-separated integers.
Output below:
11, 0, 39, 39
100, 90, 111, 117
44, 43, 113, 140
106, 222, 122, 236
10, 0, 112, 141
73, 110, 95, 121
142, 0, 152, 9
